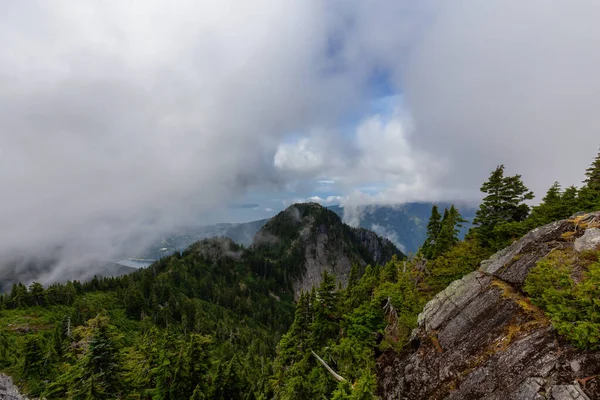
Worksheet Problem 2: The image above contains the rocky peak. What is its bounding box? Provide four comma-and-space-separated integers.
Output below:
252, 203, 404, 298
378, 212, 600, 400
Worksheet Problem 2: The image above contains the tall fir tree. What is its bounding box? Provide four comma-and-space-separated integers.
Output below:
420, 205, 442, 259
472, 165, 534, 246
431, 205, 466, 259
67, 315, 123, 399
528, 181, 568, 226
579, 148, 600, 211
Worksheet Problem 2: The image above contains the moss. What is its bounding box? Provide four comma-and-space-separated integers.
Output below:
491, 279, 549, 323
429, 334, 443, 353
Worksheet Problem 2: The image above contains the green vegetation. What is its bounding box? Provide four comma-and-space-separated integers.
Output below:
524, 249, 600, 349
420, 204, 467, 260
0, 239, 296, 399
1, 149, 600, 399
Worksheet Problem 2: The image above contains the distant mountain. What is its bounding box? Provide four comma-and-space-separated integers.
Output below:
140, 218, 269, 259
141, 202, 475, 261
0, 256, 135, 293
328, 202, 476, 254
251, 203, 404, 298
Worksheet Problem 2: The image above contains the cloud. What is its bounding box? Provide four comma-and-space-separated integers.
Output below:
273, 105, 445, 204
400, 0, 600, 198
0, 0, 378, 285
3, 0, 600, 287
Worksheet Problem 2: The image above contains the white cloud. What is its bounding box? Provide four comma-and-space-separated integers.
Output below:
3, 0, 600, 285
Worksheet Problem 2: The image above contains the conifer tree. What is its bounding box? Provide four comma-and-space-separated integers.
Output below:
21, 335, 47, 379
472, 165, 534, 246
420, 205, 442, 259
562, 185, 581, 216
10, 283, 28, 308
528, 182, 566, 225
67, 315, 123, 399
28, 282, 46, 307
584, 147, 600, 191
579, 148, 600, 211
431, 205, 466, 259
310, 271, 339, 347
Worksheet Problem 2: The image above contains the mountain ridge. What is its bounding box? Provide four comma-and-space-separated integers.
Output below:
251, 203, 404, 298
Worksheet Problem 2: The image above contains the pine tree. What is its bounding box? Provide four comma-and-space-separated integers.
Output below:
310, 271, 339, 347
472, 165, 534, 246
10, 283, 28, 308
562, 186, 581, 216
579, 148, 600, 211
420, 205, 442, 259
21, 335, 47, 379
584, 147, 600, 191
528, 182, 567, 225
431, 205, 466, 259
67, 315, 123, 399
28, 282, 46, 307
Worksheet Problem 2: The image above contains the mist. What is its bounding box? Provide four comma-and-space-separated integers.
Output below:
2, 1, 600, 287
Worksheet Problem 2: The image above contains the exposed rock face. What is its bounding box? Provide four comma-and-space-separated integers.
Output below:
252, 203, 403, 298
377, 212, 600, 400
0, 374, 29, 400
574, 228, 600, 252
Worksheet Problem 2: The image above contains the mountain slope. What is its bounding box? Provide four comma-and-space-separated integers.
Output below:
329, 202, 476, 254
141, 218, 269, 259
139, 202, 475, 262
377, 212, 600, 399
251, 203, 404, 298
0, 203, 401, 398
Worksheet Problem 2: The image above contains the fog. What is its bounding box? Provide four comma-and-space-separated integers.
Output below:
1, 1, 599, 286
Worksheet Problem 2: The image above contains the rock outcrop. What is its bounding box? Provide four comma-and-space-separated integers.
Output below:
252, 203, 403, 298
0, 374, 29, 400
377, 212, 600, 400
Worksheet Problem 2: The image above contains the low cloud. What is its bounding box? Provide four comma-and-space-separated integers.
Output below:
2, 0, 600, 287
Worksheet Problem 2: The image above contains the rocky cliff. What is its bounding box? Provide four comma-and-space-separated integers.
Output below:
252, 203, 403, 298
378, 212, 600, 400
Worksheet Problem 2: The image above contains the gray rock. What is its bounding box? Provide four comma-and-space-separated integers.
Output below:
377, 212, 600, 400
0, 373, 29, 400
550, 385, 590, 400
574, 228, 600, 252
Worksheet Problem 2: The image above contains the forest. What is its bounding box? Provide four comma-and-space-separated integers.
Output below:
1, 149, 600, 399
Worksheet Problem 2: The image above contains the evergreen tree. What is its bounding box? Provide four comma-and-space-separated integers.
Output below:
28, 282, 46, 307
528, 182, 566, 226
579, 148, 600, 211
67, 315, 123, 399
472, 165, 534, 246
310, 271, 339, 347
10, 283, 28, 308
21, 335, 47, 379
584, 147, 600, 191
420, 205, 442, 259
562, 185, 581, 216
431, 205, 466, 259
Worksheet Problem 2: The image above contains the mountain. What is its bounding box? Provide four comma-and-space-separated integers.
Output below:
328, 202, 476, 254
0, 202, 402, 399
0, 255, 135, 293
140, 202, 475, 261
377, 212, 600, 399
251, 203, 404, 298
140, 218, 269, 259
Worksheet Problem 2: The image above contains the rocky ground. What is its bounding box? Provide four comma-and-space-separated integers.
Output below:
378, 212, 600, 400
0, 374, 28, 400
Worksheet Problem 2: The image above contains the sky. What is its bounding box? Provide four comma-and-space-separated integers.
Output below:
2, 0, 600, 281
